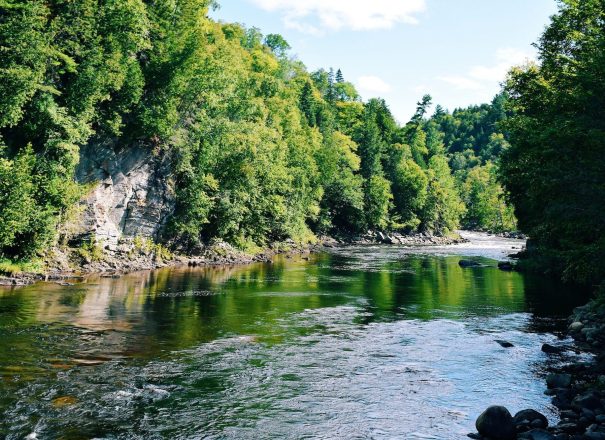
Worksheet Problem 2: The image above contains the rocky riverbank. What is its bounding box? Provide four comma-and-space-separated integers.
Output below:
469, 288, 605, 440
0, 231, 465, 287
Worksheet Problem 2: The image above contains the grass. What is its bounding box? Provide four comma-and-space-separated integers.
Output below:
132, 236, 173, 261
78, 239, 105, 263
0, 258, 44, 276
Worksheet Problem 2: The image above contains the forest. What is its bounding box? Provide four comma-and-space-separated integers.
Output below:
0, 0, 512, 256
0, 0, 602, 288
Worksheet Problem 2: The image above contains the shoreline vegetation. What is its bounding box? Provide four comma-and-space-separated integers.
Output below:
0, 230, 467, 287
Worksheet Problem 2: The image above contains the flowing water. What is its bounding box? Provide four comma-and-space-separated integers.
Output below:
0, 232, 590, 439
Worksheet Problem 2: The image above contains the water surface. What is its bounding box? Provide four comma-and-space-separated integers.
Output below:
0, 232, 589, 439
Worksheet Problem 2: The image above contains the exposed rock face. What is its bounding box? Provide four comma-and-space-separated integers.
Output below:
75, 141, 175, 246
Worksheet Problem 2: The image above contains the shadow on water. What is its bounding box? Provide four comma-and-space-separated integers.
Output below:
0, 236, 592, 439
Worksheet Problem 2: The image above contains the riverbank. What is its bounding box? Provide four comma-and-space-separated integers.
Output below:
0, 231, 466, 287
468, 287, 605, 440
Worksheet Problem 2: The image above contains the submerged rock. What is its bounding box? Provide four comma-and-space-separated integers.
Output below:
459, 260, 481, 268
498, 261, 514, 271
475, 406, 516, 440
495, 339, 515, 348
542, 343, 565, 354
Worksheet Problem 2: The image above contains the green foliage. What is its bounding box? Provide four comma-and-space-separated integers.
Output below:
501, 0, 605, 284
0, 0, 150, 258
432, 93, 510, 162
426, 94, 517, 232
1, 0, 500, 262
314, 131, 365, 233
133, 236, 174, 261
461, 163, 516, 232
264, 34, 290, 58
0, 145, 36, 251
0, 1, 49, 128
389, 150, 428, 230
365, 175, 392, 230
78, 239, 104, 263
421, 155, 466, 233
0, 258, 43, 276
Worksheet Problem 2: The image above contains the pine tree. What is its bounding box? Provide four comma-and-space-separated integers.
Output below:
299, 81, 316, 126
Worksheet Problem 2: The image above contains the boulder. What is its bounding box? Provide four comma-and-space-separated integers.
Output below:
572, 392, 602, 411
475, 406, 516, 440
385, 235, 399, 244
581, 408, 596, 421
559, 410, 578, 420
75, 142, 175, 247
546, 373, 572, 389
513, 409, 549, 430
518, 429, 555, 440
569, 321, 584, 332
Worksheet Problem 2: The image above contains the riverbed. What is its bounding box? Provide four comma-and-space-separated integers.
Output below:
0, 232, 589, 439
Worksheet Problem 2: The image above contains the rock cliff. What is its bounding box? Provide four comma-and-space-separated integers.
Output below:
74, 141, 175, 247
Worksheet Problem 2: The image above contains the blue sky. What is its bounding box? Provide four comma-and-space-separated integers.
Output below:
212, 0, 558, 123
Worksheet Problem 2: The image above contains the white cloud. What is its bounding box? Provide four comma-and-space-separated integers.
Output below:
469, 48, 532, 82
438, 47, 534, 90
250, 0, 426, 34
357, 76, 392, 95
437, 76, 483, 91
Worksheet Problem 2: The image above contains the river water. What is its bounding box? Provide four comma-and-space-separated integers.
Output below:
0, 232, 589, 439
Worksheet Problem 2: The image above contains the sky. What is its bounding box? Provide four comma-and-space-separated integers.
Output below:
211, 0, 559, 123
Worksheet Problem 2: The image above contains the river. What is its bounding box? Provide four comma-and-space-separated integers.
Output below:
0, 232, 589, 439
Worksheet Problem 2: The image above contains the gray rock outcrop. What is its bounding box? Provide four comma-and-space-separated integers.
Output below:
74, 141, 175, 246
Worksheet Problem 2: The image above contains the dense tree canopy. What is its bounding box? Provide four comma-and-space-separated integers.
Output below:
500, 0, 605, 284
0, 0, 517, 263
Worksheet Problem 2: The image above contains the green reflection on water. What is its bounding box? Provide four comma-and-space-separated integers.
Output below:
0, 252, 585, 364
0, 250, 591, 439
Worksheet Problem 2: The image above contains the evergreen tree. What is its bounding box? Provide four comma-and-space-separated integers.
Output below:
299, 81, 317, 127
